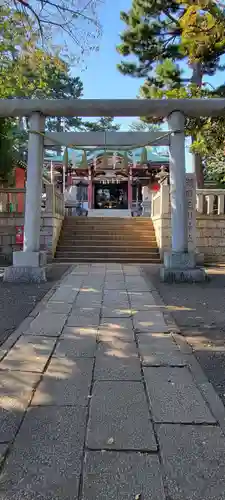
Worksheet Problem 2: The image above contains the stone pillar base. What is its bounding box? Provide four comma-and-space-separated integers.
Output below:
3, 251, 47, 283
160, 251, 206, 283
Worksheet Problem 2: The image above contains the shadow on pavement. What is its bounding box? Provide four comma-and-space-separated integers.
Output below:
143, 265, 225, 405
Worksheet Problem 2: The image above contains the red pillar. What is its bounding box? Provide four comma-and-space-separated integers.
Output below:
15, 167, 26, 212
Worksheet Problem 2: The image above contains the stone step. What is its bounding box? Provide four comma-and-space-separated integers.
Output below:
57, 243, 158, 250
60, 235, 156, 241
56, 249, 159, 257
56, 249, 159, 259
61, 229, 156, 235
54, 256, 161, 263
56, 216, 160, 264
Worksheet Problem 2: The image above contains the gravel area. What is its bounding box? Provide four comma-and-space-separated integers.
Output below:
0, 264, 70, 347
143, 266, 225, 406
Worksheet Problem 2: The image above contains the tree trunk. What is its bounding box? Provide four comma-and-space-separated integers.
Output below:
191, 63, 204, 188
56, 117, 62, 156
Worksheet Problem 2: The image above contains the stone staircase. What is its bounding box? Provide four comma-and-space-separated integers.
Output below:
55, 216, 161, 263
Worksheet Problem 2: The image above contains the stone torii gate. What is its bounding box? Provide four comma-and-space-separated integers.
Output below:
1, 98, 225, 283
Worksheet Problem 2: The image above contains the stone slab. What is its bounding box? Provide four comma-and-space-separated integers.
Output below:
32, 357, 93, 406
83, 451, 165, 500
98, 319, 134, 342
157, 424, 225, 500
13, 250, 47, 267
74, 298, 103, 309
0, 371, 40, 442
70, 306, 101, 317
160, 266, 206, 283
138, 333, 186, 366
44, 301, 73, 314
50, 286, 80, 303
0, 336, 56, 372
0, 406, 86, 499
3, 265, 46, 283
101, 306, 133, 318
144, 367, 215, 423
94, 340, 141, 380
24, 311, 67, 336
164, 251, 196, 269
104, 283, 127, 290
133, 311, 167, 333
103, 290, 128, 301
128, 291, 156, 309
87, 381, 157, 450
125, 281, 150, 292
67, 315, 100, 328
54, 335, 97, 358
62, 326, 98, 337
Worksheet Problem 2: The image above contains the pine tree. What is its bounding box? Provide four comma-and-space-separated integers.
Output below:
117, 0, 225, 186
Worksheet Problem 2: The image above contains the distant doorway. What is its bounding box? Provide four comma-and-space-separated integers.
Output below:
94, 182, 128, 209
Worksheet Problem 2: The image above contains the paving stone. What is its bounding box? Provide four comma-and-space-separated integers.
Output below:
74, 298, 103, 309
87, 381, 157, 450
144, 367, 215, 423
98, 319, 134, 342
50, 286, 80, 303
0, 371, 40, 442
138, 333, 186, 366
128, 291, 157, 309
79, 288, 103, 298
83, 451, 165, 500
103, 290, 128, 300
62, 326, 98, 337
94, 340, 141, 380
32, 357, 93, 406
133, 311, 167, 333
55, 334, 97, 358
0, 336, 56, 372
123, 265, 142, 275
104, 283, 126, 291
125, 280, 150, 292
101, 306, 133, 318
70, 306, 101, 317
23, 311, 67, 336
157, 424, 225, 500
67, 315, 100, 328
0, 406, 86, 500
44, 301, 73, 314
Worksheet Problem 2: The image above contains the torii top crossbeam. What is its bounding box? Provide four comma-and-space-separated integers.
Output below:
1, 98, 225, 117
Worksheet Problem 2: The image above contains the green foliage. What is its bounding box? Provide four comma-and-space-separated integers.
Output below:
82, 118, 120, 132
204, 149, 225, 185
129, 120, 161, 131
0, 119, 14, 184
117, 0, 225, 185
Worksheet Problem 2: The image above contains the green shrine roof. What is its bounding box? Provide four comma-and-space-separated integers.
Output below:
44, 147, 169, 165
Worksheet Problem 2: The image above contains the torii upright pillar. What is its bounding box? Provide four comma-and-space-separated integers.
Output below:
4, 112, 47, 282
160, 111, 205, 282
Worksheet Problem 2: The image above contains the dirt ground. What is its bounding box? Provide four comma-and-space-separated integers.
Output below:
144, 265, 225, 405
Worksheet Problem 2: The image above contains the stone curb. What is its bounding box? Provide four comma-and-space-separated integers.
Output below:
0, 264, 74, 357
141, 266, 225, 436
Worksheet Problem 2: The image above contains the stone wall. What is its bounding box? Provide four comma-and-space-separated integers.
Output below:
152, 213, 225, 263
0, 213, 63, 264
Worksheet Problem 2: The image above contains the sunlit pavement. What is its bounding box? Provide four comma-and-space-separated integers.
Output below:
0, 264, 225, 499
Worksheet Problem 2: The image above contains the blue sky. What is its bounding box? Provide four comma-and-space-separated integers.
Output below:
74, 0, 224, 170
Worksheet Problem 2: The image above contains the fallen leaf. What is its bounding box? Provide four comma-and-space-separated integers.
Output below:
107, 437, 114, 445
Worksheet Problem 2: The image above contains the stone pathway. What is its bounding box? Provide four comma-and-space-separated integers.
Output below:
0, 264, 225, 499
